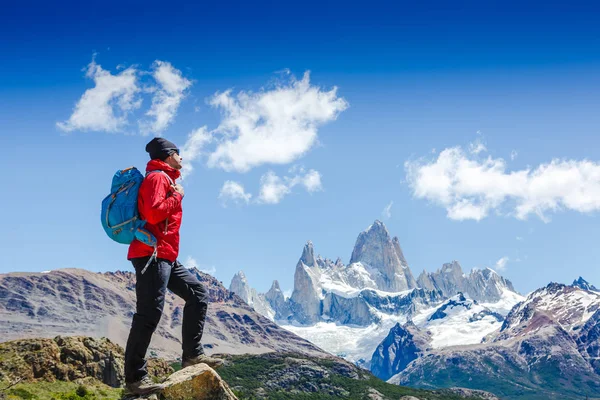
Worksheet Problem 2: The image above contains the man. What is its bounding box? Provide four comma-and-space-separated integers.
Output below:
124, 137, 222, 396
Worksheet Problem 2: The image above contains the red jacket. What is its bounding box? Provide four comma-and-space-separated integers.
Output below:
128, 159, 183, 262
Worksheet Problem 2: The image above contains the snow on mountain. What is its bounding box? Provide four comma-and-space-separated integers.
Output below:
229, 271, 276, 321
417, 263, 517, 303
499, 282, 600, 337
393, 281, 600, 400
412, 293, 505, 349
229, 219, 522, 369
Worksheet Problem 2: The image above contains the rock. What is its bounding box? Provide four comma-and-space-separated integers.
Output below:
229, 271, 275, 320
289, 242, 323, 324
349, 220, 417, 292
399, 396, 421, 400
573, 276, 599, 292
370, 322, 430, 381
265, 280, 291, 320
160, 364, 238, 400
229, 271, 253, 304
417, 264, 518, 303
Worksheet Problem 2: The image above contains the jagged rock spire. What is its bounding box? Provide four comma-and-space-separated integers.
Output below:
349, 220, 417, 291
301, 241, 317, 267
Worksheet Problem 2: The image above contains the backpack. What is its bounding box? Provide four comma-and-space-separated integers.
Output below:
101, 167, 170, 273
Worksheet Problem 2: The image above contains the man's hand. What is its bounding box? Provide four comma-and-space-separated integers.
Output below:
172, 184, 185, 198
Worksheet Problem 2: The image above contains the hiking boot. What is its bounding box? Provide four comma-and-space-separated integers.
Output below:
182, 354, 224, 369
125, 375, 163, 396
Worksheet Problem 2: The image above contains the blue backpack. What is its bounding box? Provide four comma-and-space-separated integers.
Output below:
101, 167, 165, 273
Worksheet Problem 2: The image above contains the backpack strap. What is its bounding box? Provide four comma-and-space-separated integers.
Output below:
146, 170, 174, 186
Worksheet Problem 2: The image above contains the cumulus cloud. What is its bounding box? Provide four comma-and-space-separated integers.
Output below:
219, 181, 252, 205
205, 71, 348, 172
495, 256, 509, 271
57, 59, 140, 132
258, 168, 322, 204
180, 126, 213, 179
405, 145, 600, 221
140, 61, 192, 135
258, 171, 291, 204
382, 201, 393, 219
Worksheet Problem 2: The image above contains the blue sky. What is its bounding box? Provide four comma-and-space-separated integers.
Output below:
1, 1, 600, 295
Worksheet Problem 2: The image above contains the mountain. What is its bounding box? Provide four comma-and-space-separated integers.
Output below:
573, 276, 599, 292
228, 270, 276, 320
348, 220, 418, 291
0, 268, 327, 360
229, 220, 522, 367
392, 281, 600, 399
417, 263, 517, 303
370, 293, 506, 381
370, 321, 431, 381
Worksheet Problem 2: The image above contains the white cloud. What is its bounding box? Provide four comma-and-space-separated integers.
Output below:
511, 150, 518, 160
140, 61, 192, 135
516, 236, 524, 241
258, 171, 291, 204
206, 71, 348, 172
200, 265, 217, 275
283, 289, 293, 299
382, 201, 393, 219
219, 181, 252, 205
406, 146, 600, 221
184, 256, 216, 275
180, 126, 213, 179
468, 139, 487, 155
184, 255, 198, 269
495, 256, 509, 271
57, 59, 140, 132
287, 168, 323, 193
258, 168, 322, 204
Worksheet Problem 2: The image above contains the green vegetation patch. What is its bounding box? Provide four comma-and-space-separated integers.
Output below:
1, 380, 122, 400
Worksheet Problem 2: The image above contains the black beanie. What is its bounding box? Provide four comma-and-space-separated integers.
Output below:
145, 137, 179, 161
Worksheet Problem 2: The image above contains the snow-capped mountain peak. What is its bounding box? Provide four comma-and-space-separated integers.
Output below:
499, 282, 600, 337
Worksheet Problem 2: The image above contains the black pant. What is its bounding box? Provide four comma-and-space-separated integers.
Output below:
124, 257, 208, 383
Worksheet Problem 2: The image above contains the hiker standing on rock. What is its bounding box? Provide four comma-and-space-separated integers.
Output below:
124, 137, 223, 396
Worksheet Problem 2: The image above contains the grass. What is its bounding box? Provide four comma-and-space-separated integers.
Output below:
1, 380, 122, 400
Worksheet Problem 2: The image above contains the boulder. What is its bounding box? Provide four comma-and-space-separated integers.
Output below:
161, 364, 238, 400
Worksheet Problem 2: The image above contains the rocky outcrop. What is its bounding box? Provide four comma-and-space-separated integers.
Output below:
0, 336, 171, 388
349, 220, 417, 292
289, 242, 323, 325
370, 322, 430, 381
573, 276, 599, 292
265, 280, 290, 320
576, 308, 600, 374
417, 263, 517, 303
161, 363, 238, 400
229, 271, 253, 304
228, 271, 275, 320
